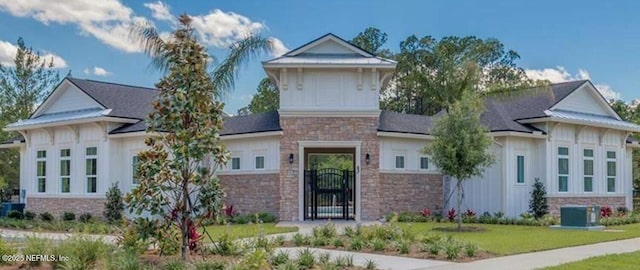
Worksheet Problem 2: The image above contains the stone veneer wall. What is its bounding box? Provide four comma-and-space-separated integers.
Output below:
547, 196, 626, 216
26, 197, 107, 217
279, 116, 380, 221
379, 173, 443, 215
218, 173, 280, 216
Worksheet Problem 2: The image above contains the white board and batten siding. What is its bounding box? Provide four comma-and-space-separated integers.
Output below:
37, 83, 102, 116
305, 40, 356, 54
447, 143, 505, 216
219, 136, 280, 174
553, 84, 611, 116
547, 124, 631, 198
21, 124, 111, 201
279, 69, 380, 112
378, 137, 437, 173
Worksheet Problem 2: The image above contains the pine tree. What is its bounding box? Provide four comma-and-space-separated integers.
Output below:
529, 178, 548, 219
104, 182, 124, 223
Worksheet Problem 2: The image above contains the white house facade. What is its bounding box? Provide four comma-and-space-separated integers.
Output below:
2, 33, 639, 220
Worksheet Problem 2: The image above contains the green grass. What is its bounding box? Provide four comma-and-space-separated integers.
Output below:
398, 222, 640, 256
542, 251, 640, 270
201, 223, 297, 241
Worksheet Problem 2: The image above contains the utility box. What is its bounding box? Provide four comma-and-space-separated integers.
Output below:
560, 205, 600, 227
0, 202, 25, 217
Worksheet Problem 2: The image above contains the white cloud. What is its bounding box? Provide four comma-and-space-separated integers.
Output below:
83, 66, 112, 76
0, 40, 67, 68
190, 9, 265, 48
269, 37, 288, 57
525, 66, 621, 101
0, 0, 149, 53
144, 1, 175, 23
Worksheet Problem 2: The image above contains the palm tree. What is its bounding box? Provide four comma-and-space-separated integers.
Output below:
132, 14, 273, 99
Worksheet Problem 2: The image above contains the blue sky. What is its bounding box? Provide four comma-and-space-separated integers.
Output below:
1, 0, 639, 114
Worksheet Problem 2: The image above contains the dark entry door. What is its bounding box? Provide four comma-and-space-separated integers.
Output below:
304, 168, 355, 220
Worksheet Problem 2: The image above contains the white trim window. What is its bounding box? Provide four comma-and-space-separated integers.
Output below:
419, 156, 429, 170
255, 155, 265, 170
583, 149, 594, 192
395, 155, 405, 169
85, 147, 98, 193
60, 149, 71, 193
558, 147, 569, 192
36, 150, 46, 193
132, 156, 140, 185
606, 150, 616, 192
231, 156, 241, 170
516, 155, 525, 184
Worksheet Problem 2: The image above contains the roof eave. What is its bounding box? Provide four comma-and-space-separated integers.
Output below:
263, 63, 397, 69
518, 117, 640, 132
5, 116, 139, 132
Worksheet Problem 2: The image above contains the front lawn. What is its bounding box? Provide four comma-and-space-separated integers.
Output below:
202, 223, 298, 240
542, 250, 640, 270
398, 222, 640, 256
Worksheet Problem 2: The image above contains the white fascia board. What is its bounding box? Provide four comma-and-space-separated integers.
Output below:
4, 117, 139, 132
489, 131, 547, 139
262, 63, 396, 69
0, 142, 24, 149
220, 131, 283, 141
377, 132, 433, 140
518, 117, 640, 133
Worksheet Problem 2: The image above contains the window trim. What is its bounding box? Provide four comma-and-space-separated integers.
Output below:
394, 155, 405, 169
582, 148, 594, 193
254, 155, 265, 170
419, 156, 430, 171
516, 154, 525, 184
231, 156, 241, 171
60, 148, 71, 193
606, 149, 616, 193
85, 146, 98, 194
36, 149, 47, 193
557, 146, 569, 193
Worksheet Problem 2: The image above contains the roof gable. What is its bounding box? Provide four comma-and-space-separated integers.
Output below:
551, 81, 621, 120
285, 33, 373, 57
32, 79, 104, 118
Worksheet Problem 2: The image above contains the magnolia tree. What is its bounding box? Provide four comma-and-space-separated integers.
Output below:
125, 14, 272, 260
425, 74, 494, 231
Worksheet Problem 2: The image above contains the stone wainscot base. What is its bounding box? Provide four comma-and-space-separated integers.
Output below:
547, 196, 626, 216
26, 197, 107, 217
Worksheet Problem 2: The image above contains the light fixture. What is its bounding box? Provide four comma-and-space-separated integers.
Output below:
365, 153, 370, 165
288, 153, 294, 164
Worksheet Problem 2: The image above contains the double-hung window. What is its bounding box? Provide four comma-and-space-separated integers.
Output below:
86, 147, 97, 193
395, 155, 405, 169
36, 150, 46, 193
255, 156, 265, 170
419, 156, 429, 170
60, 149, 71, 193
558, 147, 569, 192
231, 157, 240, 170
607, 151, 616, 192
583, 149, 594, 192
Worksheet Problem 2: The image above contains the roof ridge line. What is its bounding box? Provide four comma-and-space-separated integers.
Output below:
71, 77, 159, 91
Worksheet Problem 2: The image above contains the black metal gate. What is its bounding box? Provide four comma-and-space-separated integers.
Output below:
304, 168, 355, 220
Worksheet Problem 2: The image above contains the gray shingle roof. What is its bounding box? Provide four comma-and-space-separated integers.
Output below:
221, 111, 281, 136
67, 78, 159, 120
378, 111, 433, 135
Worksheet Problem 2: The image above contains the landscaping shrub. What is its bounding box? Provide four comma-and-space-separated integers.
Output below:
23, 237, 51, 266
447, 208, 457, 221
365, 259, 377, 270
462, 209, 477, 223
396, 240, 410, 254
106, 251, 146, 270
39, 212, 54, 222
62, 211, 76, 221
617, 206, 629, 216
79, 213, 93, 223
24, 211, 36, 220
464, 242, 479, 257
444, 240, 462, 260
297, 249, 315, 269
271, 250, 291, 266
158, 230, 181, 256
104, 182, 124, 224
331, 237, 344, 247
57, 237, 110, 270
292, 233, 309, 246
348, 237, 364, 251
231, 214, 251, 224
209, 233, 241, 256
256, 212, 277, 223
193, 260, 226, 270
118, 224, 148, 255
369, 237, 386, 251
529, 178, 549, 219
0, 238, 15, 265
240, 248, 270, 270
7, 210, 23, 219
601, 206, 613, 217
162, 260, 188, 270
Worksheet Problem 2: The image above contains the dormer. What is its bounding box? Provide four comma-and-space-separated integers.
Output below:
262, 33, 396, 116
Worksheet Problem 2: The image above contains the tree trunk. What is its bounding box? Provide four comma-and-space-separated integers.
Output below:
181, 170, 189, 260
457, 180, 462, 231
